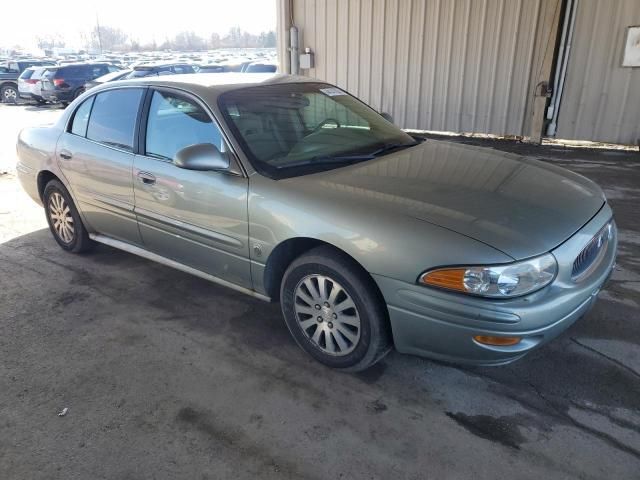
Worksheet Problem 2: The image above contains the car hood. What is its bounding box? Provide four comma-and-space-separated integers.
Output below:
292, 140, 605, 260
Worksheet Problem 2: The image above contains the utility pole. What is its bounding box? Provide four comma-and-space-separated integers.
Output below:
95, 13, 103, 54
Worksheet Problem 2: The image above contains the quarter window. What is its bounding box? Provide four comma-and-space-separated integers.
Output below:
86, 89, 143, 152
145, 91, 223, 160
70, 96, 95, 137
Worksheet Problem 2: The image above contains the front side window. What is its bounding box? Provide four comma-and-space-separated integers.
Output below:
219, 82, 416, 179
145, 90, 223, 161
70, 96, 95, 137
86, 88, 143, 152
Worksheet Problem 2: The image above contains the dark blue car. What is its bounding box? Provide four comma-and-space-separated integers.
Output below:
40, 63, 120, 106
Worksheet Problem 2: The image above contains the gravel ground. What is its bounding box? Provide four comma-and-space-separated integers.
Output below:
1, 103, 639, 479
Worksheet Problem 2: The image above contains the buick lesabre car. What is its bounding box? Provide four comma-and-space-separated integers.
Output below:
16, 74, 617, 371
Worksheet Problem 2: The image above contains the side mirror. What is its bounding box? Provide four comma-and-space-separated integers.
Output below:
174, 143, 230, 171
380, 112, 394, 124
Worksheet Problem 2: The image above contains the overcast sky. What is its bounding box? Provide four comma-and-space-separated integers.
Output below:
2, 0, 277, 50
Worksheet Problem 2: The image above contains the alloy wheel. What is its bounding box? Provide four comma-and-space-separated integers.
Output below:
3, 87, 17, 102
48, 192, 75, 243
294, 274, 361, 356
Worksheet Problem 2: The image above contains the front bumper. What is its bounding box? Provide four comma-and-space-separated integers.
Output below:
376, 204, 617, 365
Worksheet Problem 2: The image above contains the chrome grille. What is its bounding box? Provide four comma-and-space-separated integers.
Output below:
572, 222, 612, 281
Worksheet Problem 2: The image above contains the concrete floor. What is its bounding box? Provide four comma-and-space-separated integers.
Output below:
1, 104, 639, 479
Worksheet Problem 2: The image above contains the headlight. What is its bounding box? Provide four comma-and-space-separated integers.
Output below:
419, 253, 557, 298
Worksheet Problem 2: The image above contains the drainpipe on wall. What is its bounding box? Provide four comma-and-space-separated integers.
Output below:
290, 25, 300, 76
546, 0, 578, 137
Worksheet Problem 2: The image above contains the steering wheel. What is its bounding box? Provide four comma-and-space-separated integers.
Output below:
312, 118, 341, 133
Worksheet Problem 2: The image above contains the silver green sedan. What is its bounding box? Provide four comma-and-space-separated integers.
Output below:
16, 74, 617, 371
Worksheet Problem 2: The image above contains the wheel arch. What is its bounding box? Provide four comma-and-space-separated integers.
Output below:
37, 170, 60, 201
263, 237, 389, 315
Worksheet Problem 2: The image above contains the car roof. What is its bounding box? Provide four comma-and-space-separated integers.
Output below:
51, 62, 113, 69
76, 74, 322, 110
23, 65, 49, 71
113, 73, 315, 93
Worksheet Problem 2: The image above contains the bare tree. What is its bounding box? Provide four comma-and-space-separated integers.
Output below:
90, 25, 129, 52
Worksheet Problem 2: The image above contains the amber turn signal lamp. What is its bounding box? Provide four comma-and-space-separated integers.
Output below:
420, 268, 466, 292
473, 335, 522, 346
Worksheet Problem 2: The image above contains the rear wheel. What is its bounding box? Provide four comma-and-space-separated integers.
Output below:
73, 88, 85, 99
43, 180, 94, 253
280, 246, 391, 371
1, 85, 18, 103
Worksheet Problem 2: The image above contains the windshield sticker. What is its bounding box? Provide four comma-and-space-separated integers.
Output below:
320, 87, 346, 97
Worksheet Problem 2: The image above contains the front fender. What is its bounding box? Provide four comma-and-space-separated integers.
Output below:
248, 174, 512, 291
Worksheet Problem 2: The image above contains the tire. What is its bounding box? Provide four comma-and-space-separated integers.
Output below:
73, 88, 85, 99
1, 84, 18, 104
280, 245, 392, 371
43, 179, 94, 253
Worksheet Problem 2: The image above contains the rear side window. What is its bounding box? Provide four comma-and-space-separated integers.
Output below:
19, 70, 34, 79
145, 90, 223, 160
70, 97, 95, 137
86, 89, 143, 152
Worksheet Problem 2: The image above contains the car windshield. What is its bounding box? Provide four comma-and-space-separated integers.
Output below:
219, 82, 418, 179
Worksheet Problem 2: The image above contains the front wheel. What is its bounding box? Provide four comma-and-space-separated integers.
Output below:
43, 180, 94, 253
280, 246, 391, 371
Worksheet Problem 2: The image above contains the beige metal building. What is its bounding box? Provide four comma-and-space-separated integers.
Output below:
276, 0, 640, 145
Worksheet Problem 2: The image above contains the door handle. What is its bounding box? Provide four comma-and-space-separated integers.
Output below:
137, 171, 156, 185
59, 150, 72, 160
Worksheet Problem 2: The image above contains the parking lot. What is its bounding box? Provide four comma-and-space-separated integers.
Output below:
1, 103, 639, 479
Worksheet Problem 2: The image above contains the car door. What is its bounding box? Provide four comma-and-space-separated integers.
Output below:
133, 88, 251, 288
56, 87, 145, 244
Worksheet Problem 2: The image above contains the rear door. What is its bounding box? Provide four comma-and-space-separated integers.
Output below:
56, 87, 146, 244
133, 88, 251, 287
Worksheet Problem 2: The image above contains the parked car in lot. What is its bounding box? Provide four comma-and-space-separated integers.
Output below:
196, 64, 226, 73
84, 69, 132, 90
1, 59, 55, 103
243, 62, 277, 73
16, 74, 617, 371
18, 66, 49, 104
125, 62, 196, 78
40, 63, 120, 106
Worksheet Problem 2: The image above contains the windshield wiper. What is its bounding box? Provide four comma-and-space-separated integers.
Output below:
281, 142, 420, 170
284, 154, 376, 168
367, 141, 419, 157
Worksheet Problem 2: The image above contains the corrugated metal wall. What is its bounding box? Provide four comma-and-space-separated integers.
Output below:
556, 0, 640, 145
289, 0, 553, 137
